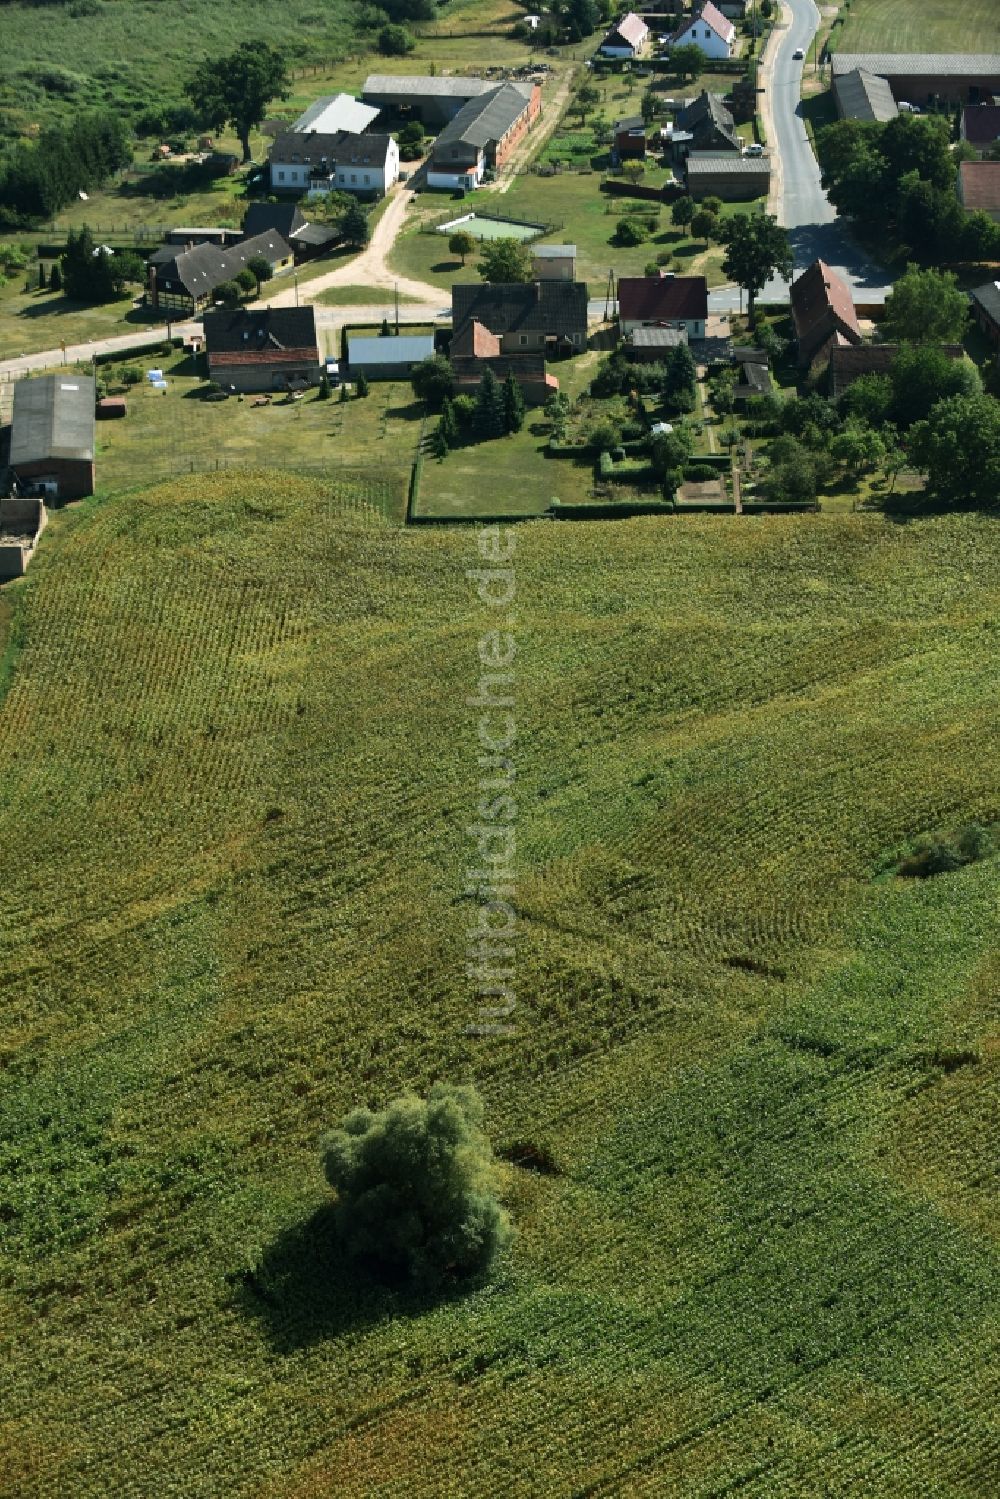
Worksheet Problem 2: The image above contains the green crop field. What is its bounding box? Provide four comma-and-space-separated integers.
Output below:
834, 0, 1000, 55
1, 477, 998, 1495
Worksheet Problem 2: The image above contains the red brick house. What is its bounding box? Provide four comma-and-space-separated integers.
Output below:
789, 260, 862, 367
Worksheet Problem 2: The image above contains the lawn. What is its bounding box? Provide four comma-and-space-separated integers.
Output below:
89, 354, 417, 513
1, 484, 998, 1495
834, 0, 1000, 54
415, 409, 597, 518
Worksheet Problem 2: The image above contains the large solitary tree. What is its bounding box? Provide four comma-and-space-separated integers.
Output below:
186, 41, 289, 163
910, 394, 1000, 511
321, 1084, 510, 1289
719, 212, 793, 327
883, 263, 969, 346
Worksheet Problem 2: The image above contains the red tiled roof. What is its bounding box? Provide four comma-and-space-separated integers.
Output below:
959, 160, 1000, 212
961, 105, 1000, 146
790, 260, 861, 352
209, 348, 319, 366
451, 319, 502, 358
617, 275, 709, 323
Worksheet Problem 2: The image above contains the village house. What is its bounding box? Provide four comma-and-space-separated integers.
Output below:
830, 53, 1000, 107
268, 131, 399, 196
827, 342, 966, 399
451, 281, 589, 355
8, 374, 96, 501
730, 346, 772, 404
241, 202, 340, 260
789, 259, 862, 368
531, 245, 577, 282
675, 92, 740, 157
147, 231, 294, 313
612, 115, 647, 165
599, 13, 650, 60
624, 326, 689, 363
617, 274, 709, 341
831, 67, 899, 123
449, 320, 557, 404
670, 3, 736, 62
957, 161, 1000, 223
202, 307, 322, 394
362, 74, 497, 127
969, 281, 1000, 349
960, 105, 1000, 157
687, 152, 770, 200
426, 83, 540, 191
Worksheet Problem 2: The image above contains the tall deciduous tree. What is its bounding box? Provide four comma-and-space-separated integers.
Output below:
187, 41, 289, 163
719, 212, 793, 327
909, 394, 1000, 511
883, 264, 970, 346
477, 237, 534, 284
448, 230, 476, 265
342, 199, 370, 247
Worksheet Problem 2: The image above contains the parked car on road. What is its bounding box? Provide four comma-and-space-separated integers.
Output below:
792, 47, 805, 59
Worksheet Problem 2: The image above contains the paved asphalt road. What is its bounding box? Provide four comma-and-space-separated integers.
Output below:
761, 0, 892, 301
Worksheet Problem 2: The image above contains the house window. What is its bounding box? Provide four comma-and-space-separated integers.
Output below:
351, 173, 357, 183
363, 174, 370, 185
277, 170, 285, 182
520, 335, 529, 346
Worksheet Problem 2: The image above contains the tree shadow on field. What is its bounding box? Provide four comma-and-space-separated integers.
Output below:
232, 1203, 472, 1353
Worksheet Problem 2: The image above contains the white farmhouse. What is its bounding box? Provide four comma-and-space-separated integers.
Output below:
671, 2, 736, 61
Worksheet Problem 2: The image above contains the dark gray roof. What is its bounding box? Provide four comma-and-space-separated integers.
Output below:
452, 280, 589, 338
10, 375, 95, 467
832, 53, 1000, 78
203, 307, 318, 356
679, 91, 736, 136
290, 221, 339, 248
270, 131, 393, 168
970, 280, 1000, 326
242, 202, 306, 241
832, 68, 898, 122
734, 360, 772, 395
615, 115, 645, 132
430, 84, 534, 163
149, 231, 292, 299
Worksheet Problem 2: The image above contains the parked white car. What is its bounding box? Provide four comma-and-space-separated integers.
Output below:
745, 143, 765, 157
792, 47, 805, 59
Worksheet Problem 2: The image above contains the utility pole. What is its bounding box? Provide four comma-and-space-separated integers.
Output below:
294, 271, 299, 307
395, 281, 400, 335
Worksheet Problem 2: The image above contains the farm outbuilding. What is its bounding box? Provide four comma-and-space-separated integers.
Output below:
346, 333, 436, 379
9, 374, 96, 500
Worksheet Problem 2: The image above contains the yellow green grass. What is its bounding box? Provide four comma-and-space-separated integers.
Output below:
1, 480, 998, 1495
834, 0, 1000, 54
90, 355, 417, 508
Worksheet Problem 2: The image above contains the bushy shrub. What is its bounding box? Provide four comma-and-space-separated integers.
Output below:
321, 1083, 510, 1289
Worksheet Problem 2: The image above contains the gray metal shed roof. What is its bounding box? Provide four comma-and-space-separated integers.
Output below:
363, 74, 496, 99
533, 244, 576, 257
10, 375, 96, 467
347, 334, 435, 364
686, 154, 771, 174
831, 53, 1000, 78
293, 93, 381, 135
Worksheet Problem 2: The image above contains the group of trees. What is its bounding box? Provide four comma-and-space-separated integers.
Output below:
515, 0, 611, 48
592, 343, 698, 416
59, 225, 144, 303
743, 266, 994, 508
0, 110, 131, 225
816, 113, 1000, 263
429, 369, 526, 456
